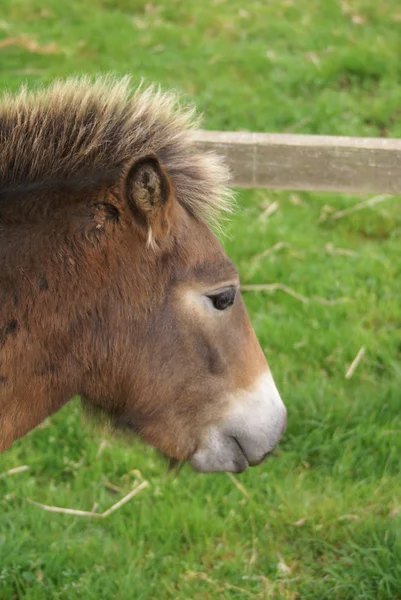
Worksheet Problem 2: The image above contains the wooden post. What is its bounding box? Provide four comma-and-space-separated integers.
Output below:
193, 131, 401, 193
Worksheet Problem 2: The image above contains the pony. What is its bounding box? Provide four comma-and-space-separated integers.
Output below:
0, 76, 286, 472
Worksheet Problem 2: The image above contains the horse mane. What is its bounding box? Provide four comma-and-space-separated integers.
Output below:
0, 75, 233, 228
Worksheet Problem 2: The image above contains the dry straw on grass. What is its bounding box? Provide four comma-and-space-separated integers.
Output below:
0, 35, 60, 54
226, 472, 251, 500
345, 346, 366, 379
241, 283, 310, 304
319, 193, 393, 222
330, 194, 393, 220
0, 465, 30, 479
241, 283, 351, 306
27, 479, 149, 518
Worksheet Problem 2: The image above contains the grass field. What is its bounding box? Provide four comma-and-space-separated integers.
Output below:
1, 1, 401, 598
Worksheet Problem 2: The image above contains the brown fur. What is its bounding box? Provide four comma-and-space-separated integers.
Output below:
0, 76, 267, 462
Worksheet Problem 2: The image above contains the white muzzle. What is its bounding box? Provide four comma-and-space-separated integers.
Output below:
190, 371, 287, 473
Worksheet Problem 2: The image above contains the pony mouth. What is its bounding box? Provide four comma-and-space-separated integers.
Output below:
189, 434, 252, 474
188, 426, 278, 474
230, 436, 250, 472
231, 437, 273, 469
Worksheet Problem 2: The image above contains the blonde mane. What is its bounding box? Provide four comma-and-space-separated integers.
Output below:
0, 75, 233, 228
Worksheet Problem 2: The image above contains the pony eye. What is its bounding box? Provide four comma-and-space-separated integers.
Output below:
208, 288, 237, 311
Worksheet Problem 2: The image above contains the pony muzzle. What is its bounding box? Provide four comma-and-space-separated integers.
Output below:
189, 371, 287, 473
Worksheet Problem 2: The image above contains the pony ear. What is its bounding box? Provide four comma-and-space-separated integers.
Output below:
124, 155, 173, 244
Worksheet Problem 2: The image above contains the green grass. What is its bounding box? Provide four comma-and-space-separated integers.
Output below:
1, 1, 401, 598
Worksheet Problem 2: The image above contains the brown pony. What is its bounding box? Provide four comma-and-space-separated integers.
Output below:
0, 76, 286, 472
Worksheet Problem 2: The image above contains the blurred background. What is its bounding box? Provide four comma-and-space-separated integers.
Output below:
0, 1, 400, 598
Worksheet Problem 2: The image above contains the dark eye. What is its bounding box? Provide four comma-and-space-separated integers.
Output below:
208, 287, 237, 311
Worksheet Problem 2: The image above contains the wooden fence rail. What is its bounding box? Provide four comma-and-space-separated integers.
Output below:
193, 131, 401, 194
